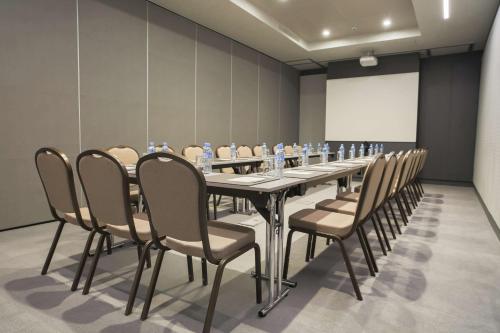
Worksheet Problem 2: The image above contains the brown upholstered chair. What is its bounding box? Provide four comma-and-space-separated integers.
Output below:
284, 145, 294, 156
76, 150, 196, 313
253, 144, 263, 157
283, 155, 387, 300
215, 145, 235, 174
237, 145, 254, 174
35, 147, 101, 291
136, 152, 262, 331
182, 145, 203, 163
106, 145, 141, 206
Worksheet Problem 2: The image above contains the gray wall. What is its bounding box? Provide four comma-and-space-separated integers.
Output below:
418, 52, 482, 182
0, 0, 299, 230
474, 6, 500, 227
299, 74, 326, 144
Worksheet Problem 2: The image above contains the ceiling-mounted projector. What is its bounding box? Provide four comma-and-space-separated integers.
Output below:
360, 55, 378, 67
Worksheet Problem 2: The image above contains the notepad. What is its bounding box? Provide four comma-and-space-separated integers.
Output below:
227, 176, 267, 183
284, 170, 314, 175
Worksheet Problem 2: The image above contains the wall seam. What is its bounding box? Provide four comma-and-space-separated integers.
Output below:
76, 0, 81, 153
257, 54, 260, 143
278, 63, 282, 143
194, 25, 198, 144
230, 41, 233, 142
146, 1, 149, 146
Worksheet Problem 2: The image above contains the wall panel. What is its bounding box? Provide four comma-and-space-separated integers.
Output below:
280, 65, 300, 144
299, 74, 326, 144
196, 27, 231, 147
79, 0, 147, 151
258, 55, 281, 145
0, 0, 79, 229
148, 4, 196, 150
231, 43, 259, 146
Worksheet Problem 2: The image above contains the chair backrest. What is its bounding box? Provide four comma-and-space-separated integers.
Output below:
182, 145, 203, 163
35, 148, 82, 223
106, 145, 139, 165
396, 150, 413, 191
284, 145, 294, 155
402, 150, 418, 186
353, 155, 386, 224
389, 151, 405, 197
273, 145, 279, 154
253, 145, 263, 157
155, 144, 175, 153
216, 145, 234, 174
237, 145, 253, 158
137, 153, 213, 259
77, 150, 134, 233
374, 153, 397, 208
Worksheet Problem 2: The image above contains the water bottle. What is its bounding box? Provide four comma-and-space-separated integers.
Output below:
262, 142, 268, 158
359, 144, 365, 158
338, 144, 345, 162
275, 143, 284, 178
380, 144, 384, 154
317, 143, 322, 154
349, 144, 355, 159
203, 143, 213, 174
230, 142, 237, 161
292, 143, 298, 156
368, 144, 374, 156
374, 144, 379, 154
161, 142, 169, 153
321, 145, 328, 164
147, 141, 155, 154
326, 143, 330, 154
309, 142, 313, 153
301, 144, 309, 166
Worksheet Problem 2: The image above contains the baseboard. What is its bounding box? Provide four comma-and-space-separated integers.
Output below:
419, 178, 473, 187
473, 185, 500, 243
0, 219, 56, 232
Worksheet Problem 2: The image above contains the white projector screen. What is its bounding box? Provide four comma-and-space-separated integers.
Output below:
325, 72, 419, 142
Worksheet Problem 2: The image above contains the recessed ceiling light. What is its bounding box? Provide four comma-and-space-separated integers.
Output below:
322, 29, 331, 37
443, 0, 450, 19
382, 19, 392, 28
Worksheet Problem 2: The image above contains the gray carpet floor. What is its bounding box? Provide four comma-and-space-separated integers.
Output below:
1, 183, 499, 333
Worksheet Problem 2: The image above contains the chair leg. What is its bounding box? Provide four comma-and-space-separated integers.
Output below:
356, 228, 375, 276
41, 221, 65, 275
310, 235, 317, 259
82, 233, 106, 295
360, 225, 378, 273
125, 241, 153, 315
380, 207, 396, 240
385, 204, 401, 235
408, 187, 417, 208
395, 196, 409, 225
305, 234, 312, 262
202, 258, 208, 286
71, 230, 96, 291
141, 248, 166, 321
213, 194, 217, 219
187, 255, 194, 282
105, 234, 112, 255
203, 259, 228, 333
370, 217, 387, 256
375, 213, 392, 252
253, 244, 262, 304
337, 239, 362, 300
232, 197, 237, 213
283, 230, 294, 280
399, 193, 412, 218
418, 179, 425, 193
326, 238, 330, 245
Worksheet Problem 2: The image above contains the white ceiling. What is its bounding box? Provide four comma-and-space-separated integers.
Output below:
150, 0, 499, 68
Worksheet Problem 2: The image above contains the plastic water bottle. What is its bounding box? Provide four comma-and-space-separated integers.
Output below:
321, 145, 328, 164
326, 143, 330, 154
202, 143, 213, 174
292, 143, 298, 156
317, 143, 322, 154
338, 144, 345, 162
230, 142, 237, 161
161, 142, 169, 153
359, 144, 365, 157
368, 144, 374, 156
301, 144, 309, 166
275, 143, 284, 178
147, 141, 155, 154
349, 144, 355, 159
309, 142, 313, 153
374, 144, 379, 154
262, 142, 268, 158
380, 144, 384, 154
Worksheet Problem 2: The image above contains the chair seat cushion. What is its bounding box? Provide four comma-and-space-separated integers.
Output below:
64, 207, 92, 228
315, 199, 356, 215
130, 185, 140, 202
336, 190, 360, 202
354, 185, 362, 193
164, 221, 255, 259
106, 213, 151, 241
289, 208, 354, 237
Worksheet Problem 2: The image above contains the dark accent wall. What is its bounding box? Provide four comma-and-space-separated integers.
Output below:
0, 0, 300, 230
417, 52, 482, 182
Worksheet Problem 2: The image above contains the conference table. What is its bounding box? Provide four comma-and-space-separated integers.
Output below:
128, 156, 372, 317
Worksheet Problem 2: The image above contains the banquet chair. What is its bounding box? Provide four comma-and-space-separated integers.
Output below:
136, 152, 262, 332
106, 145, 141, 208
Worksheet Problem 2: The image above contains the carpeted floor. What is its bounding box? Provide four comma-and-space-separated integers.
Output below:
1, 183, 499, 333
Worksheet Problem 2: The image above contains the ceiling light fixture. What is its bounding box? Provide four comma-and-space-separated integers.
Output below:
322, 29, 331, 37
382, 19, 392, 28
443, 0, 450, 19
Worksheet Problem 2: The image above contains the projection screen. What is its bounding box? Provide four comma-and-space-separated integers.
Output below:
325, 72, 419, 142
